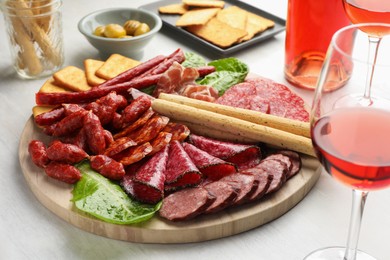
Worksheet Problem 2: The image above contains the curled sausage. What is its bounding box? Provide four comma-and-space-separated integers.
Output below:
44, 161, 81, 184
83, 111, 106, 155
46, 140, 89, 164
28, 140, 50, 168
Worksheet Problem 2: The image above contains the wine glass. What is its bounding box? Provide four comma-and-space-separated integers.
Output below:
342, 0, 390, 104
305, 23, 390, 260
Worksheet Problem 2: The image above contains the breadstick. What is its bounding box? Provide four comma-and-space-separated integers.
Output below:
32, 0, 52, 32
152, 99, 316, 157
158, 93, 311, 138
9, 0, 62, 66
9, 16, 43, 75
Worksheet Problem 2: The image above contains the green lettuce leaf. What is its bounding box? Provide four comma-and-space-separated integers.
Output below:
197, 57, 249, 95
181, 52, 207, 68
72, 161, 161, 225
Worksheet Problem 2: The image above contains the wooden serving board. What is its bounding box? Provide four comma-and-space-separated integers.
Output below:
19, 116, 320, 244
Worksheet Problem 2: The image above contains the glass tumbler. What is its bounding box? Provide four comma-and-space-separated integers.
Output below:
1, 0, 64, 79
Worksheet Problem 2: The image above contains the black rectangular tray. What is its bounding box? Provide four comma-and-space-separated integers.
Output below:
139, 0, 286, 56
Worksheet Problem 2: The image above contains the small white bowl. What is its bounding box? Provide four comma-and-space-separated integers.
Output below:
78, 8, 162, 59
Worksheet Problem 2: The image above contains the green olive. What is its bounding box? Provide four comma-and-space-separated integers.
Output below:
93, 25, 106, 37
123, 20, 141, 35
133, 23, 150, 36
103, 24, 126, 38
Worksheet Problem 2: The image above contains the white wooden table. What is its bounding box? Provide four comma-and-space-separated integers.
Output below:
0, 0, 389, 259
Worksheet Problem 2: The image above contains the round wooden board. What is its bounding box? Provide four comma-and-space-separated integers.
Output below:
19, 116, 320, 244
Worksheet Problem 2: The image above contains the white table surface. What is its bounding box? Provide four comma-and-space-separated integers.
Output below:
1, 0, 389, 259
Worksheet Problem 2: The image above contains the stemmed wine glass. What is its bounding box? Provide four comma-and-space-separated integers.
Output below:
305, 23, 390, 260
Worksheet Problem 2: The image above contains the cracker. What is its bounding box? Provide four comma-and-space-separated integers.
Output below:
186, 17, 247, 48
53, 66, 91, 92
96, 54, 141, 80
39, 77, 72, 93
176, 7, 220, 27
216, 6, 248, 30
84, 59, 106, 86
240, 12, 275, 42
159, 3, 188, 14
182, 0, 225, 9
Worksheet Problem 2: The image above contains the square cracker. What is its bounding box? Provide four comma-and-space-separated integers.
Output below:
216, 6, 248, 30
96, 54, 141, 80
84, 59, 106, 86
182, 0, 225, 9
240, 12, 275, 42
53, 66, 91, 92
39, 77, 73, 93
176, 7, 220, 27
159, 3, 188, 14
187, 17, 247, 48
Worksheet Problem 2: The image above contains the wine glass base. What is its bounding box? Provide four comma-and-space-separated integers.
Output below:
304, 246, 377, 260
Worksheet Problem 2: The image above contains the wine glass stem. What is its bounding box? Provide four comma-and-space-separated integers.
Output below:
363, 36, 381, 103
344, 189, 369, 260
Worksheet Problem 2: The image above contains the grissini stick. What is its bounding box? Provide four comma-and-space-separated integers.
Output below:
158, 93, 311, 138
152, 99, 316, 157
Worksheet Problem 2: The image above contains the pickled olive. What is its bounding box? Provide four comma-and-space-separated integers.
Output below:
93, 25, 106, 37
123, 20, 141, 35
133, 23, 150, 36
103, 24, 126, 38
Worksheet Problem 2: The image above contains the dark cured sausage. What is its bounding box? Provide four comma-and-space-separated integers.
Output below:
219, 173, 259, 205
164, 141, 202, 191
44, 161, 81, 184
131, 145, 169, 204
90, 155, 125, 180
241, 167, 273, 201
28, 140, 50, 168
35, 74, 162, 105
257, 159, 288, 194
279, 150, 302, 179
159, 186, 216, 221
98, 54, 167, 88
182, 142, 237, 181
46, 140, 88, 164
83, 111, 106, 155
189, 134, 262, 170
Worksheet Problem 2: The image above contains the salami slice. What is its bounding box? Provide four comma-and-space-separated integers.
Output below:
113, 109, 155, 139
131, 145, 169, 204
114, 142, 153, 166
257, 159, 288, 194
164, 141, 202, 191
127, 115, 170, 144
149, 131, 172, 156
182, 142, 237, 180
162, 122, 190, 142
203, 181, 238, 214
279, 150, 302, 179
241, 167, 273, 201
188, 134, 262, 169
120, 95, 152, 128
159, 186, 216, 221
219, 173, 258, 205
264, 153, 293, 176
103, 137, 137, 157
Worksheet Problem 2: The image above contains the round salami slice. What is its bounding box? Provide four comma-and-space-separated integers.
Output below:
182, 142, 237, 180
203, 181, 238, 214
103, 137, 137, 157
219, 173, 258, 205
257, 159, 288, 194
188, 134, 262, 169
159, 187, 216, 221
279, 150, 302, 179
164, 141, 202, 191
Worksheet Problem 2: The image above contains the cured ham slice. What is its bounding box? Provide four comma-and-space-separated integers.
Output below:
153, 62, 219, 102
182, 142, 237, 180
188, 134, 262, 169
164, 141, 202, 191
